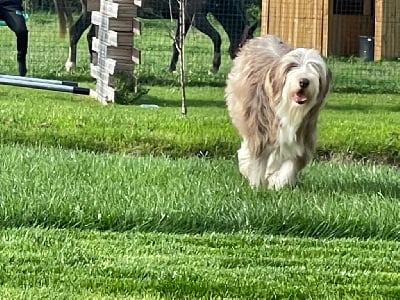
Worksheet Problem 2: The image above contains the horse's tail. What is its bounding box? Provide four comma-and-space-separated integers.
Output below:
53, 0, 73, 38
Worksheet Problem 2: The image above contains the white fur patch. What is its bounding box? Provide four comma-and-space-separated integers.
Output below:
267, 159, 298, 189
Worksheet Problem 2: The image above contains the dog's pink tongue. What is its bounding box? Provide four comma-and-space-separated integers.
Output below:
294, 92, 307, 104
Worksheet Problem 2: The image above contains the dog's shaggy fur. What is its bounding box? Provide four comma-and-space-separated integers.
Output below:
226, 35, 332, 189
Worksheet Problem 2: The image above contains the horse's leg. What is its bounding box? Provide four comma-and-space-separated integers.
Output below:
192, 14, 222, 73
169, 18, 191, 72
86, 23, 96, 64
65, 12, 91, 71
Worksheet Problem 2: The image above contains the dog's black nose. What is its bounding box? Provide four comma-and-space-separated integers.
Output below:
299, 78, 310, 88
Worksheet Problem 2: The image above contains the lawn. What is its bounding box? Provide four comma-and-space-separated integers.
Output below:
1, 85, 400, 164
0, 84, 400, 298
0, 143, 399, 239
0, 11, 400, 299
1, 228, 400, 299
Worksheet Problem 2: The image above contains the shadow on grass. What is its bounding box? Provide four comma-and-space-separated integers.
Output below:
0, 133, 238, 159
29, 72, 95, 85
138, 74, 227, 88
325, 103, 400, 113
298, 175, 400, 199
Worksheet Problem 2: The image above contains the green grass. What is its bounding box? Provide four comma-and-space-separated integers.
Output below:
1, 85, 400, 163
1, 11, 400, 299
1, 228, 400, 299
2, 91, 398, 299
0, 143, 399, 240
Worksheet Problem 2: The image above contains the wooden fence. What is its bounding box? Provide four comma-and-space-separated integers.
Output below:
88, 0, 142, 104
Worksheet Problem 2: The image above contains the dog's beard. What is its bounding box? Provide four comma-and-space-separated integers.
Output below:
276, 89, 317, 146
274, 65, 321, 145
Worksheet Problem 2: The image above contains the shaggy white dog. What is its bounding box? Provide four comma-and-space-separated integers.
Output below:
226, 35, 332, 189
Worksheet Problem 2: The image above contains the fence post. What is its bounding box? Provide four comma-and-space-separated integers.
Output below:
88, 0, 142, 104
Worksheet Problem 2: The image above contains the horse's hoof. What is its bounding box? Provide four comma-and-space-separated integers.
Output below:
210, 66, 219, 74
65, 61, 76, 72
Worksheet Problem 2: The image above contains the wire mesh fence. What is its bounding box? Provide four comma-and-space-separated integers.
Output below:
0, 0, 399, 94
134, 0, 258, 87
0, 0, 91, 79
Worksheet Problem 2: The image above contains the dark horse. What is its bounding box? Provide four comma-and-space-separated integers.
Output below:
54, 0, 258, 72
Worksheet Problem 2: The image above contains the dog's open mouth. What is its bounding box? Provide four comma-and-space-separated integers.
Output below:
293, 90, 308, 105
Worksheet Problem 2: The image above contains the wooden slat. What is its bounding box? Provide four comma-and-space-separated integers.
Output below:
96, 80, 115, 102
111, 0, 129, 3
87, 0, 100, 12
95, 29, 133, 47
90, 66, 116, 103
90, 0, 140, 104
321, 0, 329, 56
133, 19, 141, 35
374, 0, 383, 60
104, 58, 134, 74
113, 62, 134, 72
92, 38, 134, 63
91, 61, 133, 84
379, 0, 400, 59
91, 65, 100, 81
132, 48, 141, 64
106, 46, 134, 62
101, 1, 137, 19
88, 89, 101, 104
91, 62, 111, 85
265, 0, 325, 52
92, 68, 112, 86
91, 37, 104, 54
266, 0, 381, 57
92, 12, 134, 32
91, 8, 136, 43
89, 89, 109, 105
261, 0, 269, 35
107, 18, 134, 32
107, 31, 133, 47
91, 11, 105, 27
102, 29, 117, 47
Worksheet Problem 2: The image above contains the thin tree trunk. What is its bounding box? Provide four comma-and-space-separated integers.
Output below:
178, 0, 187, 115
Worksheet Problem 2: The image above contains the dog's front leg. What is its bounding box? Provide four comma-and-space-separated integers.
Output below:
267, 159, 299, 190
237, 141, 267, 187
247, 157, 268, 187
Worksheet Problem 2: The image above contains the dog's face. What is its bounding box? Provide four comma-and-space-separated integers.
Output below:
265, 47, 331, 128
284, 50, 321, 107
266, 47, 331, 138
281, 48, 330, 108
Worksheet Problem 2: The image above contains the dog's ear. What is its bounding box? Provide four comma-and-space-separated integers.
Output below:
319, 67, 332, 102
268, 60, 293, 101
302, 65, 332, 150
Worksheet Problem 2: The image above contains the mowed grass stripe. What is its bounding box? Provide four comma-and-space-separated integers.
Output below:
1, 86, 400, 163
0, 144, 399, 239
0, 228, 399, 299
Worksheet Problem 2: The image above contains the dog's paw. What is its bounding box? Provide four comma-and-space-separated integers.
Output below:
267, 173, 297, 190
